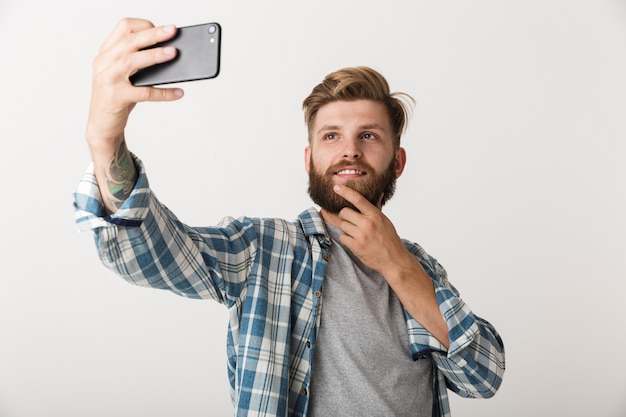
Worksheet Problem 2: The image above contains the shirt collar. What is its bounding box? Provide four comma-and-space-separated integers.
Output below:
298, 207, 331, 245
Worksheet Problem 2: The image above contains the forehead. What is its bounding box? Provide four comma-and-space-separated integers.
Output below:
314, 100, 391, 131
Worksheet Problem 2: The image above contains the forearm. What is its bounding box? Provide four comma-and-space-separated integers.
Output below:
89, 135, 138, 215
384, 253, 450, 349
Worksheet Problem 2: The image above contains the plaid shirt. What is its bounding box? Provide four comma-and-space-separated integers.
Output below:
74, 157, 505, 417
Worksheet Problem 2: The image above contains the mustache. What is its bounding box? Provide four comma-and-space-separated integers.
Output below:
325, 160, 373, 175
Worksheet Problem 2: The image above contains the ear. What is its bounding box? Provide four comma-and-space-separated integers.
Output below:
304, 146, 311, 174
395, 147, 407, 178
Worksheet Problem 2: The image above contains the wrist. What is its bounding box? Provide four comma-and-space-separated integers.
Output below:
382, 250, 423, 286
86, 124, 125, 158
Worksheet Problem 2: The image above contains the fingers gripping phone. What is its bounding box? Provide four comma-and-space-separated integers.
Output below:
130, 22, 221, 86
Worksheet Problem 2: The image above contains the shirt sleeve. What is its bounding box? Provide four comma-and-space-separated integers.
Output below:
403, 241, 505, 399
73, 156, 257, 306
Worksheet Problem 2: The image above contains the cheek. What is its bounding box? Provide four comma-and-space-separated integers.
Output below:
308, 150, 330, 173
305, 147, 330, 174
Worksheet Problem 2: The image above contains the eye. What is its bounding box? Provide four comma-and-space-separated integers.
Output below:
361, 132, 377, 140
324, 133, 337, 140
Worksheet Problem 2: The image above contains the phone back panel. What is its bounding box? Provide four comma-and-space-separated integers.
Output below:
131, 23, 221, 86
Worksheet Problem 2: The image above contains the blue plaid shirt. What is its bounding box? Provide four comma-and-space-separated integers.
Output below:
74, 157, 505, 417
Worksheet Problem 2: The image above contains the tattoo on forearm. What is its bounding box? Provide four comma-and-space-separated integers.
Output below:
103, 140, 137, 210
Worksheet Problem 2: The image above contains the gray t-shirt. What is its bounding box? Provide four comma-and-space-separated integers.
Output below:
307, 224, 433, 417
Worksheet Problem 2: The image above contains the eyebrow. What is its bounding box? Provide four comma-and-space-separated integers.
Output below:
316, 123, 387, 136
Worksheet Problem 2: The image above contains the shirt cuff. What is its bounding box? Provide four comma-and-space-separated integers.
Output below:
73, 155, 151, 231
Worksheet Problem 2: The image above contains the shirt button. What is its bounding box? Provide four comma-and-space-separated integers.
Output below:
301, 388, 308, 396
306, 341, 311, 348
323, 254, 330, 262
314, 290, 322, 298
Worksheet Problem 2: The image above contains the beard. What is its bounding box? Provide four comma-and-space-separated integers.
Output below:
307, 157, 398, 214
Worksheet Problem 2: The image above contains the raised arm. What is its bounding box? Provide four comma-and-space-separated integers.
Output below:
86, 18, 184, 214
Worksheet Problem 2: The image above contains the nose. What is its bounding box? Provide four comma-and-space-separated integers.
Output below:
341, 136, 362, 160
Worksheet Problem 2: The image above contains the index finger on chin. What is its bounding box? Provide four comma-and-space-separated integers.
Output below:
334, 184, 373, 214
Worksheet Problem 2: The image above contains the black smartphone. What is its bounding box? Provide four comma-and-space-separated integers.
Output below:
130, 22, 221, 86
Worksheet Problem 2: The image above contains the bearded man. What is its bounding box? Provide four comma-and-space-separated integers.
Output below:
74, 18, 505, 417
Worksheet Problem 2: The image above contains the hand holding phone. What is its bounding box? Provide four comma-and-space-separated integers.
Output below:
131, 22, 222, 86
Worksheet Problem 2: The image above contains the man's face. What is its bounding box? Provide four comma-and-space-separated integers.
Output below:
305, 99, 406, 214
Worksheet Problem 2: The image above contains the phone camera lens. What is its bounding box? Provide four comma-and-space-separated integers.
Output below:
208, 25, 216, 34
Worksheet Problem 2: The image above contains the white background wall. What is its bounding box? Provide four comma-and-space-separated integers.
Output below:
1, 1, 625, 416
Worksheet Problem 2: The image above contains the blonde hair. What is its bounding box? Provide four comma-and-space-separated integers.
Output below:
302, 66, 414, 146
